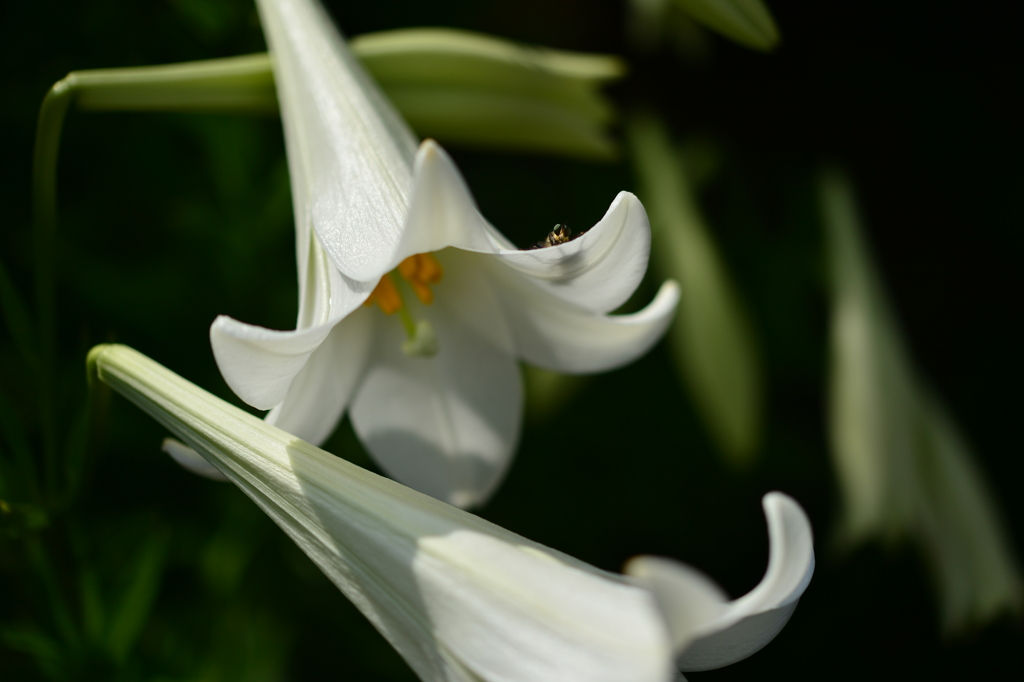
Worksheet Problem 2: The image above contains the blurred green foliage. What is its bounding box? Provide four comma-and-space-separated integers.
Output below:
628, 111, 763, 467
2, 0, 1022, 680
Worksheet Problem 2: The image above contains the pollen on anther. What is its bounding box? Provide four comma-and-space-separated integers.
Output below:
364, 274, 402, 314
398, 253, 444, 305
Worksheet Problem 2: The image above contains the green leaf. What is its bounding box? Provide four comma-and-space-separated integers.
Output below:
0, 388, 35, 498
822, 168, 917, 541
0, 255, 36, 367
78, 567, 105, 646
26, 538, 80, 650
671, 0, 780, 51
0, 623, 65, 679
915, 389, 1024, 631
0, 498, 50, 537
627, 112, 763, 466
105, 532, 170, 662
58, 397, 93, 505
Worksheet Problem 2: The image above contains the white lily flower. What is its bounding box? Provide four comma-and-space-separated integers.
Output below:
209, 0, 678, 508
89, 343, 814, 681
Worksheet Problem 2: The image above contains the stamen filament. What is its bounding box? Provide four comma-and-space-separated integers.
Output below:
393, 279, 418, 338
362, 254, 444, 357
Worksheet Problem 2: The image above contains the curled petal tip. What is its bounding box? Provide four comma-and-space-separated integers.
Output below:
626, 492, 814, 672
760, 492, 815, 608
413, 138, 451, 176
210, 314, 339, 411
659, 279, 682, 304
676, 492, 814, 671
418, 137, 442, 155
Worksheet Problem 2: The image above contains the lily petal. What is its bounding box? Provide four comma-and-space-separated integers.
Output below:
414, 530, 673, 681
403, 143, 654, 314
210, 315, 343, 411
487, 260, 680, 373
161, 437, 229, 481
489, 191, 652, 314
350, 254, 520, 508
622, 558, 729, 652
264, 307, 374, 446
256, 0, 418, 284
295, 207, 375, 329
210, 222, 380, 413
396, 140, 506, 264
627, 492, 814, 672
400, 145, 653, 319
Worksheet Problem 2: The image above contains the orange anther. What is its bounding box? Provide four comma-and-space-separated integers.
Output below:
409, 280, 434, 305
397, 253, 444, 305
364, 274, 402, 314
397, 255, 419, 281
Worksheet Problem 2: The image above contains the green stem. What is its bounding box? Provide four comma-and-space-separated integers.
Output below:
30, 54, 279, 498
32, 80, 73, 495
31, 53, 280, 353
388, 274, 418, 339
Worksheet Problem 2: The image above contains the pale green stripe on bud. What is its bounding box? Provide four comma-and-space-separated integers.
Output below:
352, 28, 625, 159
54, 53, 279, 113
627, 112, 762, 466
37, 29, 624, 160
351, 28, 623, 124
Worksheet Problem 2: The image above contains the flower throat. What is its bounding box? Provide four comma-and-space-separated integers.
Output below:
364, 253, 443, 357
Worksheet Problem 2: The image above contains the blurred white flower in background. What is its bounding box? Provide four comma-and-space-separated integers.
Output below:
822, 169, 1022, 631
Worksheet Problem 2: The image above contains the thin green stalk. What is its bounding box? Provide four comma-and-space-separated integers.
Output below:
389, 274, 418, 339
32, 81, 73, 495
30, 54, 278, 499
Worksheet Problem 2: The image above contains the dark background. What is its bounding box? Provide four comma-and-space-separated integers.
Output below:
1, 0, 1021, 679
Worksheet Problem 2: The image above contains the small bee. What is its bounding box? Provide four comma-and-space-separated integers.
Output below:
529, 223, 583, 249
